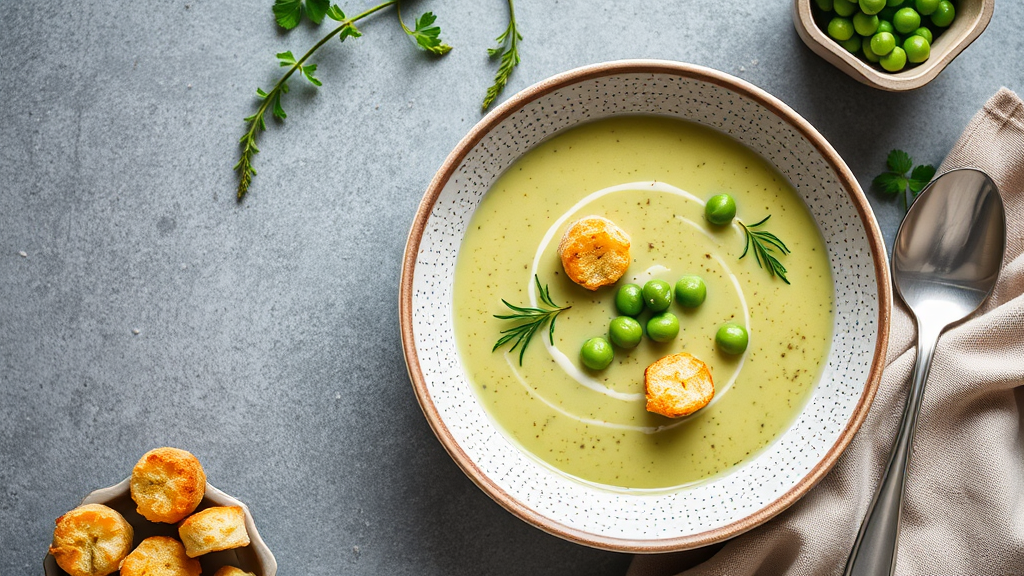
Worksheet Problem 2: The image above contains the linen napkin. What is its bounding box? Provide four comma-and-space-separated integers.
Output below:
628, 88, 1024, 576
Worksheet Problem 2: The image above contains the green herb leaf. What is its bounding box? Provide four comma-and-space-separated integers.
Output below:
887, 149, 913, 174
272, 0, 303, 29
739, 215, 791, 284
276, 51, 297, 67
305, 0, 330, 24
482, 0, 522, 110
301, 63, 322, 86
326, 5, 345, 21
404, 11, 452, 55
873, 172, 905, 195
338, 23, 361, 41
908, 164, 936, 195
493, 275, 570, 365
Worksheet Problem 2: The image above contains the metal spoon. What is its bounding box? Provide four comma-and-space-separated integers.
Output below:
845, 168, 1006, 576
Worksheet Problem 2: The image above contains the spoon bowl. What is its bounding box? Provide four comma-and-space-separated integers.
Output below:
846, 167, 1006, 576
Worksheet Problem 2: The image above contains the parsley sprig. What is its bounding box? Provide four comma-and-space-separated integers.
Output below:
482, 0, 523, 110
493, 276, 570, 365
739, 215, 791, 284
235, 1, 451, 201
872, 149, 937, 211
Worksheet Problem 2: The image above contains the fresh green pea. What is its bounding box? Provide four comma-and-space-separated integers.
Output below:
880, 45, 908, 71
914, 0, 939, 15
580, 337, 613, 370
704, 193, 736, 226
674, 275, 707, 308
647, 313, 680, 343
913, 26, 933, 42
827, 17, 856, 41
853, 12, 880, 35
862, 37, 882, 62
904, 35, 931, 63
893, 7, 921, 34
615, 283, 644, 317
870, 31, 896, 55
609, 316, 643, 349
840, 36, 862, 53
814, 0, 834, 10
642, 280, 673, 312
931, 0, 954, 26
833, 0, 857, 16
715, 323, 749, 355
877, 20, 894, 34
859, 0, 886, 15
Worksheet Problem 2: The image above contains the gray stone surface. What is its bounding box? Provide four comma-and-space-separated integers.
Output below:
1, 1, 1020, 575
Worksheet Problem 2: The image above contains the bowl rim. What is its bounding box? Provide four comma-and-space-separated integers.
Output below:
399, 59, 892, 552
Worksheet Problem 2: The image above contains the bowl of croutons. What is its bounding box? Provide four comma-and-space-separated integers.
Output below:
401, 60, 890, 551
44, 448, 276, 576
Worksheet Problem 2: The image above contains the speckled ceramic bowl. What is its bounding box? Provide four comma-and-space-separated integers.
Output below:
400, 60, 891, 552
43, 479, 276, 576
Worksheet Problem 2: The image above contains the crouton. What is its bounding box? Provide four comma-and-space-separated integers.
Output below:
178, 506, 250, 558
119, 536, 201, 576
214, 567, 257, 576
130, 447, 206, 523
645, 352, 714, 418
49, 504, 134, 576
557, 216, 631, 290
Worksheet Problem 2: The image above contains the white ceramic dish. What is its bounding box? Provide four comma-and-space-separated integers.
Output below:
400, 60, 891, 552
43, 479, 276, 576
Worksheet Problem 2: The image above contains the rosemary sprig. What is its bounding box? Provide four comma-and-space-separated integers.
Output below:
235, 1, 450, 201
493, 275, 570, 365
739, 215, 791, 284
482, 0, 522, 110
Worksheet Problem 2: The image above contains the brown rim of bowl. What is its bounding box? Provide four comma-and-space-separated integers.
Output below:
399, 59, 892, 553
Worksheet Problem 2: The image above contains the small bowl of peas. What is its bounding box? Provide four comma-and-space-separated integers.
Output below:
793, 0, 993, 90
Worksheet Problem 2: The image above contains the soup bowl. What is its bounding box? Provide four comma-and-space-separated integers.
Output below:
400, 60, 891, 552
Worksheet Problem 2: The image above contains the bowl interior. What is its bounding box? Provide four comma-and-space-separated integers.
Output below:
403, 61, 889, 550
44, 479, 277, 576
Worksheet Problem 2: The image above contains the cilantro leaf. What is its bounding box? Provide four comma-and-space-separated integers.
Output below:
302, 63, 322, 86
326, 5, 345, 21
886, 149, 913, 174
873, 172, 906, 195
276, 51, 297, 67
339, 23, 361, 41
908, 164, 936, 194
272, 0, 303, 29
305, 0, 329, 24
404, 11, 452, 55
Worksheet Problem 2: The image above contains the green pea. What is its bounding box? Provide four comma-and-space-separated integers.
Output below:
675, 275, 707, 308
827, 17, 855, 41
893, 7, 921, 34
877, 20, 894, 34
615, 283, 644, 317
716, 323, 749, 355
859, 0, 886, 15
704, 193, 736, 226
914, 0, 939, 15
913, 26, 933, 43
833, 0, 857, 16
853, 12, 880, 35
880, 46, 908, 71
642, 280, 673, 312
931, 0, 954, 26
904, 35, 930, 63
814, 0, 834, 10
647, 313, 680, 343
840, 35, 862, 53
862, 37, 881, 62
609, 316, 643, 349
870, 31, 896, 55
580, 337, 613, 370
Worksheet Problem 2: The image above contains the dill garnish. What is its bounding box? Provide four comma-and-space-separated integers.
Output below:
739, 215, 791, 284
493, 275, 570, 365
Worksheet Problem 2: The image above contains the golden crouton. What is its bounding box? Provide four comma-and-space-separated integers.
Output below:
131, 447, 207, 523
119, 536, 201, 576
557, 216, 631, 290
178, 505, 250, 558
214, 567, 257, 576
49, 503, 134, 576
645, 352, 714, 418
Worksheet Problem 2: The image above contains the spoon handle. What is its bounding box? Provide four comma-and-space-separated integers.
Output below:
844, 321, 942, 576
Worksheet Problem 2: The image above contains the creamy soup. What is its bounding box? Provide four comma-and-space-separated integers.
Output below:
452, 116, 834, 490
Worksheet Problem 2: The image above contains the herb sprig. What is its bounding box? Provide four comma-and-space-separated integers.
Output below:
872, 149, 936, 211
493, 275, 570, 365
739, 215, 791, 284
235, 1, 451, 201
482, 0, 523, 110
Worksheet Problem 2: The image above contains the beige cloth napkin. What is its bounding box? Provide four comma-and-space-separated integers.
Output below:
628, 88, 1024, 576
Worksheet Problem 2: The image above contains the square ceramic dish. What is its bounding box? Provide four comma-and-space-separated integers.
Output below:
400, 60, 891, 552
43, 479, 276, 576
793, 0, 994, 91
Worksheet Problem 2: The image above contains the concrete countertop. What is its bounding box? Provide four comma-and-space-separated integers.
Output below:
1, 1, 1020, 574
